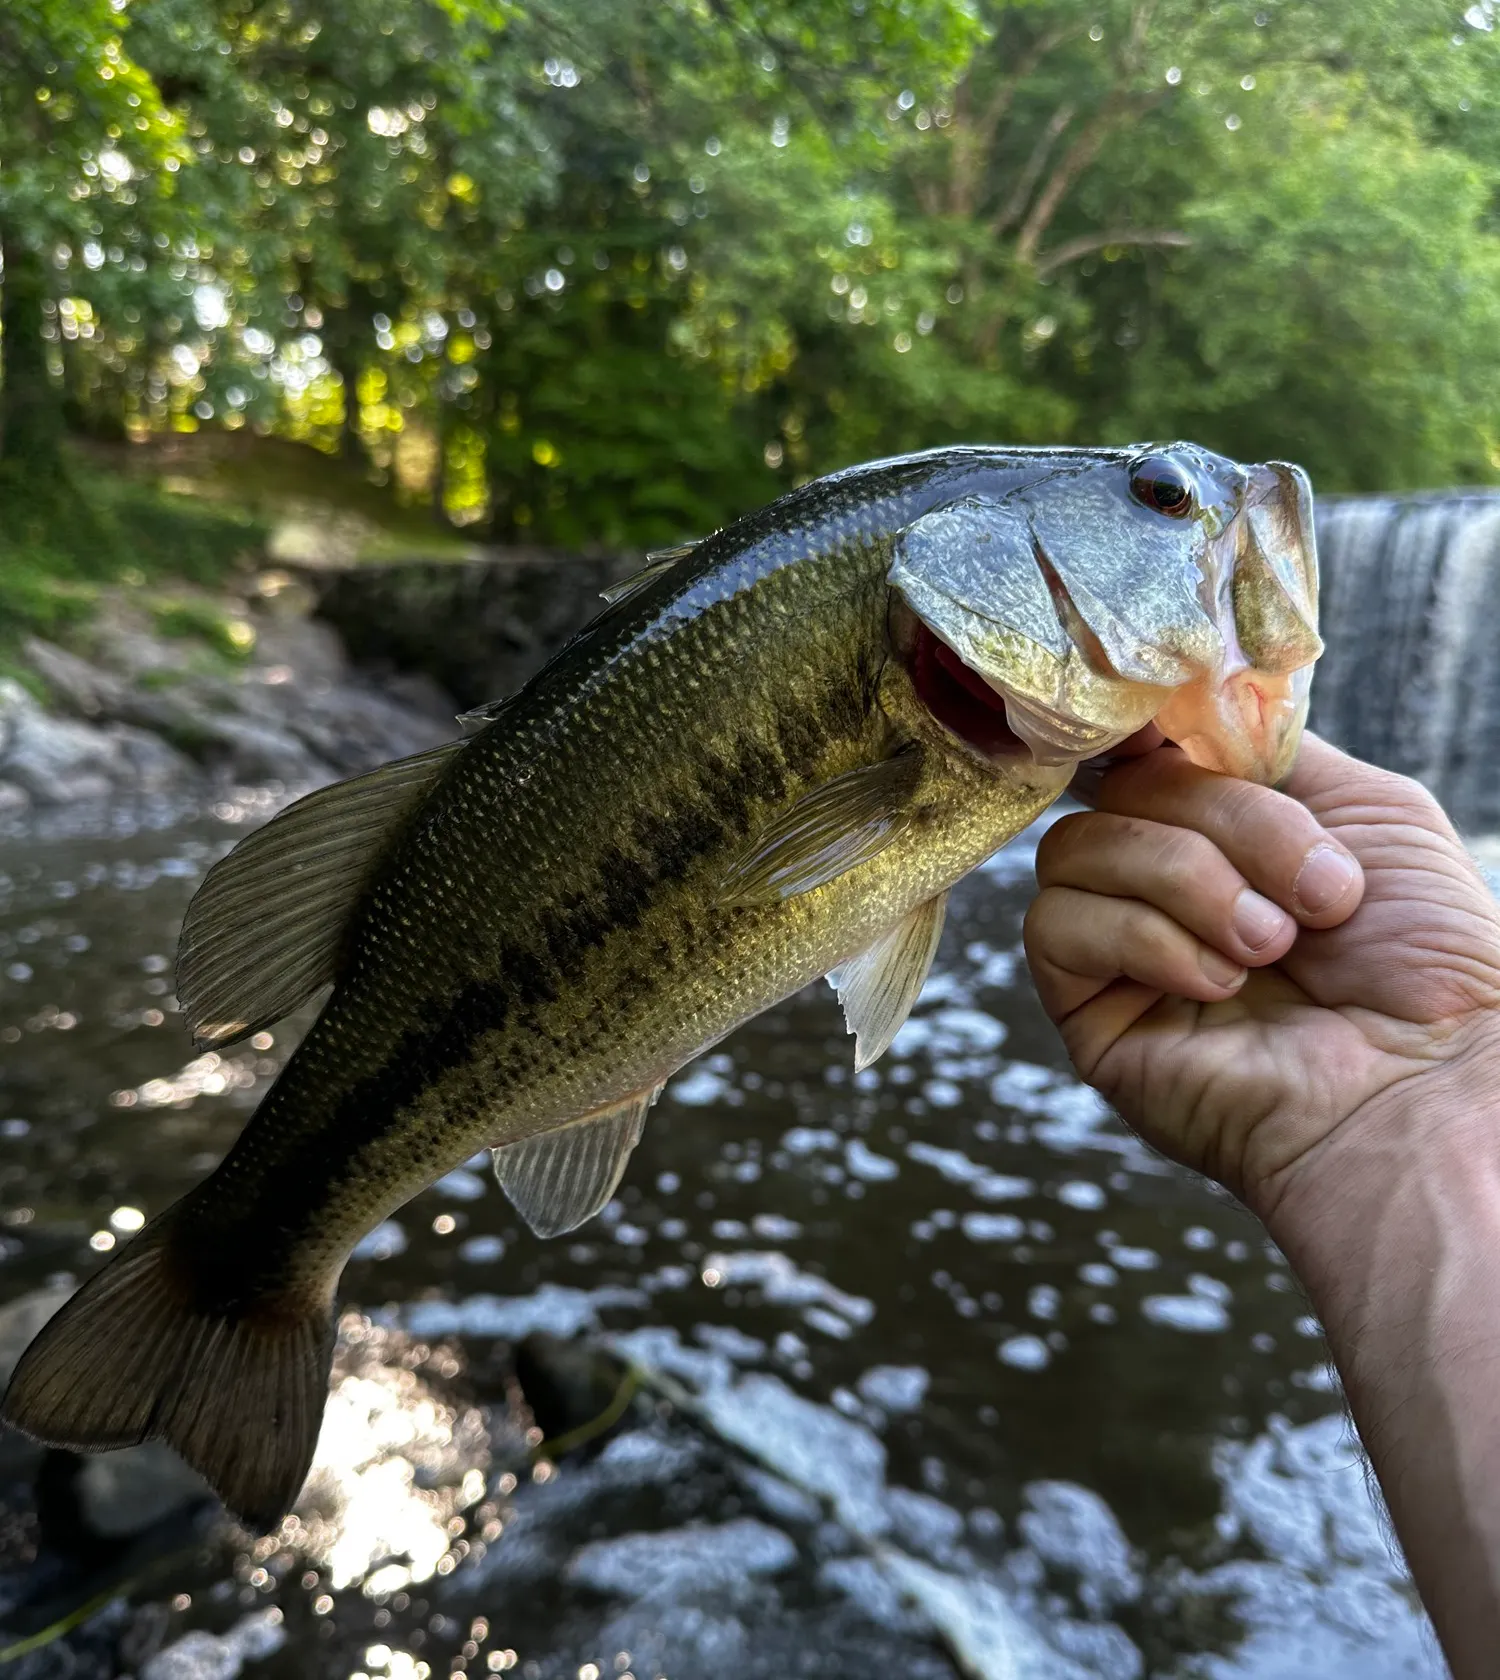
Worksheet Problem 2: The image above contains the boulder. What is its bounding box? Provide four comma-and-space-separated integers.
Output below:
0, 678, 125, 803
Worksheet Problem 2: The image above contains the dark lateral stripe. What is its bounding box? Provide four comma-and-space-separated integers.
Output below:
179, 775, 778, 1298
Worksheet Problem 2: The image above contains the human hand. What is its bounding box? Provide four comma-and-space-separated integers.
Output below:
1022, 730, 1500, 1222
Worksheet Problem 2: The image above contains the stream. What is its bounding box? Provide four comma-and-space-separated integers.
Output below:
0, 791, 1470, 1680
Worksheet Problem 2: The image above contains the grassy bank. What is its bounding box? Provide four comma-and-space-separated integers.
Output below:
0, 435, 482, 665
0, 461, 266, 655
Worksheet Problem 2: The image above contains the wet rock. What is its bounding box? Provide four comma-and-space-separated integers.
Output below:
565, 1515, 797, 1603
883, 1486, 967, 1566
514, 1333, 630, 1458
857, 1363, 930, 1414
820, 1554, 934, 1634
14, 580, 459, 806
0, 679, 123, 803
738, 1464, 823, 1527
874, 1550, 1119, 1680
22, 638, 128, 719
698, 1372, 890, 1539
1017, 1480, 1141, 1612
193, 714, 333, 786
73, 1444, 213, 1540
104, 723, 199, 793
139, 1608, 285, 1680
306, 549, 636, 711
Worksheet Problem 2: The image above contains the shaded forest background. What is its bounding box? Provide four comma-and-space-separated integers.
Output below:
2, 0, 1498, 616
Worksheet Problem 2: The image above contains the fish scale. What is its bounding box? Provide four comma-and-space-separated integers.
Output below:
2, 442, 1321, 1526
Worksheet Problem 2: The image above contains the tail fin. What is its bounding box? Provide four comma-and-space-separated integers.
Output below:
1, 1216, 334, 1531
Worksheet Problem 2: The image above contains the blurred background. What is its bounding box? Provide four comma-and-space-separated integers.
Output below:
3, 0, 1499, 592
2, 4, 1499, 1679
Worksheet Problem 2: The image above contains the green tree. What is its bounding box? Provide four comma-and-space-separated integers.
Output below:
0, 0, 186, 476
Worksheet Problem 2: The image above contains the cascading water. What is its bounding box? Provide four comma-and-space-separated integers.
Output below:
1312, 492, 1500, 834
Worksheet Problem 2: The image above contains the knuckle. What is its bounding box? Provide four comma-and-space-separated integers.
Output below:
1213, 778, 1318, 855
1033, 813, 1089, 878
1150, 828, 1218, 894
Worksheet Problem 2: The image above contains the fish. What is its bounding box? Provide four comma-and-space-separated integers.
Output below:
1, 442, 1321, 1526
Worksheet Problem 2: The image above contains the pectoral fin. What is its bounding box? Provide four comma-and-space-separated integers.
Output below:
493, 1086, 661, 1238
177, 741, 461, 1048
831, 891, 948, 1071
718, 750, 925, 907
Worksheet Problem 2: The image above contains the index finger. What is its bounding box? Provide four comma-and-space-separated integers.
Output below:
1090, 746, 1365, 928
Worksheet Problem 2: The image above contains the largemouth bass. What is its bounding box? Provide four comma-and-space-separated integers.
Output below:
2, 444, 1321, 1525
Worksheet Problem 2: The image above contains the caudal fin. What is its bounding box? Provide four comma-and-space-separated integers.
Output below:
1, 1216, 334, 1530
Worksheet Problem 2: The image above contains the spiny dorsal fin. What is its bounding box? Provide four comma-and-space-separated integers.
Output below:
457, 695, 516, 737
718, 750, 924, 908
829, 890, 948, 1071
493, 1085, 660, 1238
600, 543, 698, 606
177, 741, 461, 1049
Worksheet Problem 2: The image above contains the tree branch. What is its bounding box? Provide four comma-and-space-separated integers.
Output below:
1012, 89, 1165, 265
1033, 227, 1191, 276
989, 100, 1075, 236
949, 22, 1079, 218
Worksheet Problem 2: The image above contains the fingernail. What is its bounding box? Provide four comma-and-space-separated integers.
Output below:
1199, 948, 1247, 989
1232, 888, 1288, 951
1294, 844, 1358, 914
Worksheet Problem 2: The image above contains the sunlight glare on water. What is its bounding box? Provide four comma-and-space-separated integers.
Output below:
0, 804, 1457, 1677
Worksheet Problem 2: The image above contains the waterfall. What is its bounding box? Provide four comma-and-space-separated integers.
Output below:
1311, 492, 1500, 833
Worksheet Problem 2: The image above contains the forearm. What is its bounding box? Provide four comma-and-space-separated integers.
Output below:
1264, 1080, 1500, 1677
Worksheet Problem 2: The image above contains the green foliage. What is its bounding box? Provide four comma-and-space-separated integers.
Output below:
0, 460, 266, 651
1, 0, 1498, 575
146, 593, 255, 659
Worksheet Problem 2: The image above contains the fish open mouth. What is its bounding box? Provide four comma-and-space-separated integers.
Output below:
906, 618, 1028, 758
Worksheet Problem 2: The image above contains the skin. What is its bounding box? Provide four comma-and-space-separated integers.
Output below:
1023, 727, 1500, 1678
2, 441, 1319, 1527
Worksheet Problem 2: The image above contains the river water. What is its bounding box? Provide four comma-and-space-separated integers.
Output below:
0, 793, 1466, 1680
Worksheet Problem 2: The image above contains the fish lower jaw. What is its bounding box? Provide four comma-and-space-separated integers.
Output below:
1152, 665, 1311, 785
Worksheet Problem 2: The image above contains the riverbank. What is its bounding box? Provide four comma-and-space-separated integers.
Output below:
0, 573, 456, 813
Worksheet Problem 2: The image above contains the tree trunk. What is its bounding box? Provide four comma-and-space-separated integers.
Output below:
322, 281, 380, 469
0, 230, 67, 479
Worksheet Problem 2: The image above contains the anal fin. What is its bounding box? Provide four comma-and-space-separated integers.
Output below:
831, 890, 948, 1071
493, 1086, 661, 1239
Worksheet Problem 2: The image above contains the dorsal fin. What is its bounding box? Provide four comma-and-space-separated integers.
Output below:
829, 891, 948, 1071
456, 695, 516, 737
599, 543, 698, 606
493, 1085, 660, 1238
176, 741, 461, 1048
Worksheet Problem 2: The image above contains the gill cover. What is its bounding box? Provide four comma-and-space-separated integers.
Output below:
889, 449, 1322, 784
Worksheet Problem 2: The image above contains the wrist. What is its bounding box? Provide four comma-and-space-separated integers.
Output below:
1253, 1038, 1500, 1673
1253, 1022, 1500, 1245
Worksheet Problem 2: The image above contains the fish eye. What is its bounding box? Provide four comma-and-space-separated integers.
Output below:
1129, 457, 1195, 518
